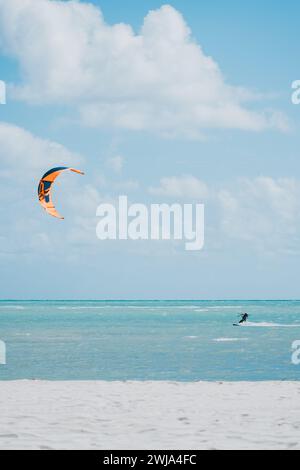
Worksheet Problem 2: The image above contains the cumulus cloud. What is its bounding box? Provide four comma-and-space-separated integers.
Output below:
149, 176, 209, 199
218, 177, 300, 251
106, 155, 124, 173
0, 123, 298, 259
0, 120, 84, 219
148, 174, 300, 253
113, 180, 140, 192
0, 0, 288, 137
0, 121, 81, 176
0, 121, 98, 257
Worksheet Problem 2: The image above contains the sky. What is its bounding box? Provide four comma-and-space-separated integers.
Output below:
0, 0, 300, 299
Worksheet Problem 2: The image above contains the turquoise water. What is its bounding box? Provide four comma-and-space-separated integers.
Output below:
0, 300, 300, 381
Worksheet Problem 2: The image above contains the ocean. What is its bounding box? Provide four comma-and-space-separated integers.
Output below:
0, 300, 300, 381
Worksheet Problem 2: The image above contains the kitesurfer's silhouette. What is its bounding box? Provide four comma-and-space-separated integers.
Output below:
239, 313, 249, 324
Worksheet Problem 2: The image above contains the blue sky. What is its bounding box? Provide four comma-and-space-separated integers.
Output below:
0, 0, 299, 299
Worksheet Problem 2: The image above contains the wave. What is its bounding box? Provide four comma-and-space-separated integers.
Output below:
57, 305, 205, 311
214, 338, 249, 342
58, 306, 107, 310
208, 306, 244, 310
0, 306, 26, 310
57, 306, 164, 311
239, 322, 300, 328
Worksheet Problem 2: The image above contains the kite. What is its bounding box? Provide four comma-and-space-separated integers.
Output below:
38, 167, 84, 219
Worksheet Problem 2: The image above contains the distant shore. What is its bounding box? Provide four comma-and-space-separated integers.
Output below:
0, 380, 299, 450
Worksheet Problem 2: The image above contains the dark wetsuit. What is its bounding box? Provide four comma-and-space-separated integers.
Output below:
239, 313, 249, 324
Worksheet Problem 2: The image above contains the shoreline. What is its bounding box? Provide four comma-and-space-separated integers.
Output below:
0, 380, 299, 450
0, 379, 299, 383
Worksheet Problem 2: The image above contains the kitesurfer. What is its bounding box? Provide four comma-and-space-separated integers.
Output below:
239, 313, 249, 324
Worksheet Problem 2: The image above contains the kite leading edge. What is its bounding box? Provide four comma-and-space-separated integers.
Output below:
38, 167, 85, 220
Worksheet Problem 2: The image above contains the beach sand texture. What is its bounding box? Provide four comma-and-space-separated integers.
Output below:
0, 381, 299, 450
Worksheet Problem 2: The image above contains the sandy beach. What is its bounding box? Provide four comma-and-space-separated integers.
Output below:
0, 381, 299, 450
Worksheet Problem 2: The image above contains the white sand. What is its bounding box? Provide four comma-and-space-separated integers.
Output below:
0, 381, 299, 450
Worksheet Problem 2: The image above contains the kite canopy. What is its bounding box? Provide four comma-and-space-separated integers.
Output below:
38, 167, 84, 219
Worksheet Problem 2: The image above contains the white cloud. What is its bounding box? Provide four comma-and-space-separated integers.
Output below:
0, 121, 96, 257
0, 119, 83, 218
147, 175, 300, 254
106, 155, 124, 173
149, 176, 209, 199
0, 0, 288, 137
0, 121, 81, 178
218, 177, 300, 251
113, 180, 140, 192
0, 121, 298, 258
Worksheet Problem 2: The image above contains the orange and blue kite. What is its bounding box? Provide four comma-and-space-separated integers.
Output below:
38, 167, 84, 219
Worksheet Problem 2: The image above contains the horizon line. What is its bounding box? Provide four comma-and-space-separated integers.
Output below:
1, 299, 300, 302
